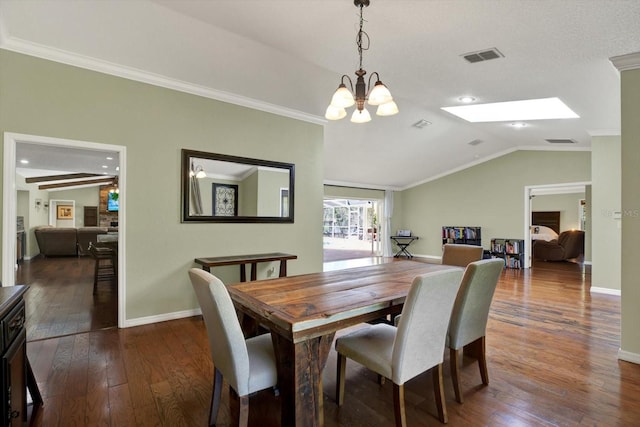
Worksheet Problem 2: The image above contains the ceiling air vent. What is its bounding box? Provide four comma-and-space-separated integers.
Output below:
462, 48, 504, 63
545, 139, 577, 144
468, 139, 483, 146
412, 119, 432, 129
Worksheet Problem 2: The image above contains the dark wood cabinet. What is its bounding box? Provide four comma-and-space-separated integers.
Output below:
1, 286, 40, 427
84, 206, 98, 226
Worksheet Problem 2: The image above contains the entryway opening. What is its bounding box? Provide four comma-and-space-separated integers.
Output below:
323, 198, 381, 262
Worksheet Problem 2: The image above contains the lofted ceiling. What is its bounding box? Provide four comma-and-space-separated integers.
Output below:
1, 0, 639, 190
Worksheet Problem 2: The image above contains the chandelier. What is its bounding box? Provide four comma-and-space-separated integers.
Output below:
325, 0, 399, 123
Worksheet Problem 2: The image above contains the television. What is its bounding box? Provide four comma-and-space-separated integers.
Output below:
107, 191, 119, 212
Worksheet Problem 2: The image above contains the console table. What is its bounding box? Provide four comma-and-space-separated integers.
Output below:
194, 252, 297, 281
390, 236, 419, 258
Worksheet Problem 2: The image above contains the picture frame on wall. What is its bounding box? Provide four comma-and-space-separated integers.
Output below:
212, 183, 238, 216
57, 206, 73, 220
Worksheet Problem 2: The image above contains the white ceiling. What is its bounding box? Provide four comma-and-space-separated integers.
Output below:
1, 0, 639, 190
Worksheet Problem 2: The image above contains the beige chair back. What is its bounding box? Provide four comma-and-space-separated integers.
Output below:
392, 269, 464, 384
448, 259, 504, 350
188, 268, 251, 396
442, 243, 483, 267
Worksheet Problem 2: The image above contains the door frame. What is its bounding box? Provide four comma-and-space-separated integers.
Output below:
523, 181, 590, 268
3, 132, 127, 328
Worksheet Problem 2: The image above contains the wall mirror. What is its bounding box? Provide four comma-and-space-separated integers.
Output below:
181, 149, 294, 223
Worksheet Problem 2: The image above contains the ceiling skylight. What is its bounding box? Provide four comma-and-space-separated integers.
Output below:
441, 97, 579, 122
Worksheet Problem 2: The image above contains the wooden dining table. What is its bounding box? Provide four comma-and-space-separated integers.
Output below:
226, 260, 462, 427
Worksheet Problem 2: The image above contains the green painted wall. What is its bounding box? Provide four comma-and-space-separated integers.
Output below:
0, 50, 324, 321
257, 169, 288, 216
241, 172, 258, 216
394, 150, 591, 257
592, 136, 621, 291
621, 67, 640, 357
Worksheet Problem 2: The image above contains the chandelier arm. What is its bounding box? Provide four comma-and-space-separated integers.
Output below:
366, 72, 380, 96
340, 75, 355, 93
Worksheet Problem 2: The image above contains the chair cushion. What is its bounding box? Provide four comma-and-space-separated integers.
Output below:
246, 333, 278, 394
335, 324, 396, 379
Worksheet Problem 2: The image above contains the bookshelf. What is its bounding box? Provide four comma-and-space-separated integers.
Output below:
442, 226, 482, 246
490, 238, 525, 269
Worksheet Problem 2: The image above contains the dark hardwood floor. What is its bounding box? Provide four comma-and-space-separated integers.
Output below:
25, 258, 640, 426
17, 256, 117, 341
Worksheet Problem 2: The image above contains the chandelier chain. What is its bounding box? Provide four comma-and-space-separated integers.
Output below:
356, 4, 370, 71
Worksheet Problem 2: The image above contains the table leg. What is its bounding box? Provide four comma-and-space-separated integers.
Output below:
271, 333, 335, 427
279, 260, 288, 277
240, 264, 247, 282
250, 262, 258, 281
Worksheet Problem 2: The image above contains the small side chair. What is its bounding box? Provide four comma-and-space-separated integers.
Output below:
447, 258, 504, 403
335, 269, 464, 425
88, 242, 116, 294
188, 268, 278, 427
441, 243, 483, 267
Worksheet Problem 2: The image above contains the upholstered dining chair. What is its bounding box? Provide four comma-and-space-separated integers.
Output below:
441, 243, 483, 267
447, 258, 504, 403
335, 269, 464, 425
188, 268, 278, 427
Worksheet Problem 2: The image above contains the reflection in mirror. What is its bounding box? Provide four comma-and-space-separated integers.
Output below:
181, 149, 294, 223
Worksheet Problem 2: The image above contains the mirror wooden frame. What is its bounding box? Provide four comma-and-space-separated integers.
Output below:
181, 149, 295, 223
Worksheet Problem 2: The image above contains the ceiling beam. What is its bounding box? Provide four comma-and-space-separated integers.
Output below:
25, 173, 104, 183
38, 177, 115, 190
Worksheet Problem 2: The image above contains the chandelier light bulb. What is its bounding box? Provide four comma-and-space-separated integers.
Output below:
330, 84, 355, 108
368, 81, 393, 106
376, 101, 399, 117
325, 104, 347, 120
351, 108, 372, 123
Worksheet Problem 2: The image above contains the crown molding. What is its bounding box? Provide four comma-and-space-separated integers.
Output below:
0, 36, 327, 126
588, 129, 621, 137
323, 179, 400, 192
610, 52, 640, 72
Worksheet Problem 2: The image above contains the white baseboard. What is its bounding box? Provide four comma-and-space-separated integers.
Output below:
618, 349, 640, 364
123, 307, 201, 328
590, 287, 621, 296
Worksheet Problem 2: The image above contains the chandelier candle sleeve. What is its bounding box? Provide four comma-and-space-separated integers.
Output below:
325, 0, 398, 123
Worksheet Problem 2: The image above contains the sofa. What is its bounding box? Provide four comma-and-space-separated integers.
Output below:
34, 226, 113, 257
533, 230, 585, 261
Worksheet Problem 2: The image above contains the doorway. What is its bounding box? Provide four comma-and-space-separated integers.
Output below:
3, 132, 126, 338
523, 182, 590, 268
323, 198, 381, 262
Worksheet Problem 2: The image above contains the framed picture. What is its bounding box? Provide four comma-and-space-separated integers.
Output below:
212, 184, 238, 216
57, 206, 73, 220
